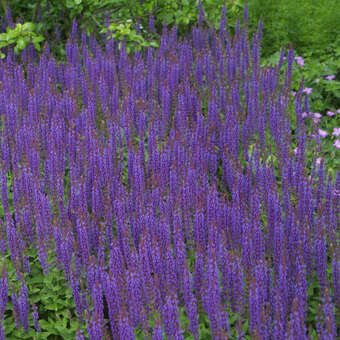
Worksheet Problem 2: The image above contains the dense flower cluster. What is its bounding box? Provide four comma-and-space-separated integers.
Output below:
0, 4, 339, 339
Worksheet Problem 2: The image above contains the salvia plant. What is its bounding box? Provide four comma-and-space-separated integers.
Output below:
0, 2, 339, 340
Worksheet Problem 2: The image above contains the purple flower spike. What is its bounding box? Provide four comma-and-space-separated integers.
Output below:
76, 329, 85, 340
32, 303, 41, 332
18, 281, 29, 333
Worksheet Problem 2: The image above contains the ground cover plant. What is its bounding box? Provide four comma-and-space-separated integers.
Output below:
0, 3, 339, 340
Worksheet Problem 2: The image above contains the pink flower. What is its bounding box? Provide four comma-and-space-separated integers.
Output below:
333, 140, 340, 149
295, 56, 305, 67
318, 129, 328, 137
313, 113, 322, 119
326, 110, 335, 116
302, 112, 309, 118
316, 157, 323, 165
293, 147, 298, 154
314, 78, 320, 83
332, 128, 340, 137
326, 75, 335, 80
313, 119, 320, 124
303, 88, 313, 95
291, 91, 296, 96
337, 109, 340, 114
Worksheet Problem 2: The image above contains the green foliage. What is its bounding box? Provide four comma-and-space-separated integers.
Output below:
291, 56, 340, 180
2, 247, 85, 339
100, 19, 158, 54
247, 0, 340, 58
0, 22, 44, 57
262, 44, 340, 181
1, 0, 339, 61
0, 0, 245, 56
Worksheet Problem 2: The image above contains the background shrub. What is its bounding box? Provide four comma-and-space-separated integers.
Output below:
247, 0, 340, 58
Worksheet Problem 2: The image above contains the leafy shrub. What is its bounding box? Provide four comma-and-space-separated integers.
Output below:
0, 22, 44, 58
0, 1, 244, 51
247, 0, 340, 58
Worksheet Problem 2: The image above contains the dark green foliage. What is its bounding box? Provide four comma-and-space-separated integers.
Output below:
0, 1, 244, 50
247, 0, 340, 58
1, 0, 340, 61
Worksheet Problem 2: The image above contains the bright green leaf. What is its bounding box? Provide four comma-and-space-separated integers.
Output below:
22, 22, 35, 32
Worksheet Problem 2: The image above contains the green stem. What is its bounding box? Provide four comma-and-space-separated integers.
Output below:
32, 0, 42, 23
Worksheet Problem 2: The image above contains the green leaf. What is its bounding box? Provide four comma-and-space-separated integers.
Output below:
6, 30, 18, 40
242, 319, 249, 333
39, 319, 55, 331
149, 41, 159, 48
0, 34, 8, 42
22, 22, 35, 32
32, 35, 44, 44
66, 0, 75, 9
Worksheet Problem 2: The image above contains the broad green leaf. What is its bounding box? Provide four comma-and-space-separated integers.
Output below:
22, 22, 36, 32
32, 35, 44, 44
66, 0, 76, 8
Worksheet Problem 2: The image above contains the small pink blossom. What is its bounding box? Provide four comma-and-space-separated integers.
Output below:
303, 88, 313, 95
302, 112, 309, 118
291, 91, 296, 96
333, 140, 340, 149
295, 56, 305, 67
326, 110, 335, 116
314, 78, 320, 83
332, 128, 340, 137
313, 113, 322, 119
337, 109, 340, 114
316, 157, 323, 165
293, 147, 298, 154
318, 129, 328, 137
313, 119, 320, 124
326, 75, 335, 80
